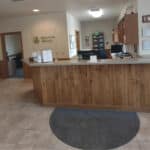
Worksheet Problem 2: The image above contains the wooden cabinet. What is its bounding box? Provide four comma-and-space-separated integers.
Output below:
112, 28, 119, 43
123, 14, 139, 44
118, 20, 124, 43
113, 14, 138, 44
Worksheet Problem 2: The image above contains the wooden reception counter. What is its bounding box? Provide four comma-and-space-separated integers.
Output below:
25, 58, 150, 112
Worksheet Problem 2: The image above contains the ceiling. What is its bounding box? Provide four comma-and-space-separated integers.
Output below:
0, 0, 128, 21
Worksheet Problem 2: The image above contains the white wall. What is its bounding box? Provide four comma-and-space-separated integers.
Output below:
0, 12, 69, 59
66, 13, 81, 58
138, 0, 150, 56
5, 34, 22, 56
81, 19, 116, 49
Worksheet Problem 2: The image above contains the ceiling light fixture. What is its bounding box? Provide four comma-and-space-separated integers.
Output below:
88, 8, 104, 18
32, 9, 40, 12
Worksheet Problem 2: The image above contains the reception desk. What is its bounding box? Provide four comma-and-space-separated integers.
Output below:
25, 58, 150, 112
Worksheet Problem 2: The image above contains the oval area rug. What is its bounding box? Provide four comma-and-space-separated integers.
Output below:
50, 108, 140, 150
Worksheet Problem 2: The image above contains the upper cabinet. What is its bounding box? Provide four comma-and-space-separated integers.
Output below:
0, 35, 3, 61
118, 20, 124, 43
123, 14, 139, 44
113, 14, 139, 45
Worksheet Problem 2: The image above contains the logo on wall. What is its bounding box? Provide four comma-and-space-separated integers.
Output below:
33, 36, 40, 44
33, 36, 56, 44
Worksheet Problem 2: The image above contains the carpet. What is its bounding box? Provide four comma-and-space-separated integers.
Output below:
50, 108, 140, 150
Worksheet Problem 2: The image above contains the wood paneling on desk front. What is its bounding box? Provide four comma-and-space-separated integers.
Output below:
0, 61, 8, 78
23, 63, 32, 79
31, 64, 150, 112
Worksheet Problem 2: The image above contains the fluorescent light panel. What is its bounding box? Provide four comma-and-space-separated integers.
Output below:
88, 8, 103, 18
33, 9, 40, 12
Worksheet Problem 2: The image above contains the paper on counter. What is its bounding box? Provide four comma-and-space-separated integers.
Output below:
89, 55, 98, 63
42, 49, 53, 62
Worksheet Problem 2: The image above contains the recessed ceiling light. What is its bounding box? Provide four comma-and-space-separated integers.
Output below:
88, 8, 104, 18
32, 9, 40, 12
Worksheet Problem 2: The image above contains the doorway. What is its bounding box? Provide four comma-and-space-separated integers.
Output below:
0, 32, 24, 78
75, 31, 81, 51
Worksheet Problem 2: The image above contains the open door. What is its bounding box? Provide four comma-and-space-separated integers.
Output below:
0, 32, 24, 78
75, 31, 81, 51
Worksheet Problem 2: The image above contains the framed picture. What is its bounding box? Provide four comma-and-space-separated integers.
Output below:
69, 35, 76, 49
142, 26, 150, 37
142, 40, 150, 50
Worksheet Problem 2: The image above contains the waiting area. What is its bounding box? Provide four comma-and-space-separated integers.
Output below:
0, 0, 150, 150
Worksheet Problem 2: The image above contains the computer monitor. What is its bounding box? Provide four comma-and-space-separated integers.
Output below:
78, 50, 107, 60
111, 44, 123, 53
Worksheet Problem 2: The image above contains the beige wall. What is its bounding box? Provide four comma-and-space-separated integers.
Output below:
0, 12, 69, 59
81, 19, 116, 49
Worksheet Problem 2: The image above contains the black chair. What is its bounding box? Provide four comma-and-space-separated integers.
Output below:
96, 50, 107, 59
13, 53, 23, 68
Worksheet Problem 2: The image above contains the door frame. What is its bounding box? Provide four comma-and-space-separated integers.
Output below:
75, 30, 81, 51
0, 31, 24, 78
0, 34, 8, 78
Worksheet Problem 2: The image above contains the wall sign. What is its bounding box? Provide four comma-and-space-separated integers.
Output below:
142, 15, 150, 23
33, 36, 56, 44
40, 36, 56, 43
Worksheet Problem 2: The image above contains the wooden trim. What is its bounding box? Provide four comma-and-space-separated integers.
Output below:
57, 58, 70, 61
0, 34, 9, 78
75, 30, 80, 51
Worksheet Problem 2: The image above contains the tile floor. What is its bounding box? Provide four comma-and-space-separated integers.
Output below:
0, 79, 150, 150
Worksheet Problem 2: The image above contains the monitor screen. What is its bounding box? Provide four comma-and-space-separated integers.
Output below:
111, 45, 123, 53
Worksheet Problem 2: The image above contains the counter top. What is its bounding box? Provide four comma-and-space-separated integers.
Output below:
24, 58, 150, 67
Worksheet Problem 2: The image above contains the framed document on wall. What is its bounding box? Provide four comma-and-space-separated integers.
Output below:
143, 26, 150, 37
142, 40, 150, 50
